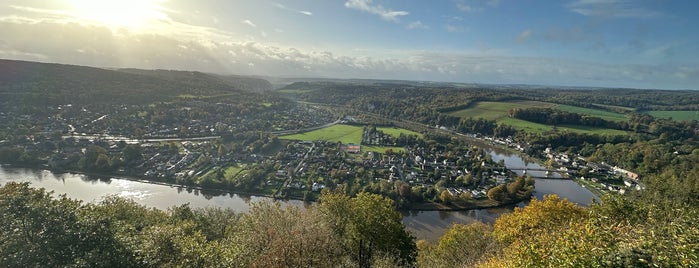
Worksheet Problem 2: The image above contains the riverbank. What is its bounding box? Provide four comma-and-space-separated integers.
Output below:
1, 163, 532, 211
0, 163, 280, 201
573, 177, 607, 199
406, 198, 525, 211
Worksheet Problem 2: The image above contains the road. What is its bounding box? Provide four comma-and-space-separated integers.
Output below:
271, 117, 343, 136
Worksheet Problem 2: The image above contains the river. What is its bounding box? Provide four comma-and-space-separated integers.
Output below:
402, 143, 599, 241
0, 143, 597, 242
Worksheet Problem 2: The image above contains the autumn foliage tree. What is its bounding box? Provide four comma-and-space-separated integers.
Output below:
318, 192, 417, 267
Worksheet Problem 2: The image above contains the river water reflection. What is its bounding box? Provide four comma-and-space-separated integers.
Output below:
0, 166, 305, 212
402, 140, 598, 241
0, 142, 597, 242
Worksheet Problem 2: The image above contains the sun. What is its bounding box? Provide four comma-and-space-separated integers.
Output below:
67, 0, 167, 30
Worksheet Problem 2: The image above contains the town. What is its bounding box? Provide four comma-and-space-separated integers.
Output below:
0, 98, 642, 209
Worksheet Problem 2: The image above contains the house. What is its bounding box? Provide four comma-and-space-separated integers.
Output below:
342, 144, 361, 153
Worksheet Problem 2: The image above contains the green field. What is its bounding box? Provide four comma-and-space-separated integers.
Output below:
224, 165, 245, 179
363, 145, 406, 154
556, 124, 628, 135
377, 126, 423, 138
280, 124, 412, 153
448, 101, 556, 120
449, 101, 628, 135
499, 117, 627, 135
556, 104, 627, 122
591, 103, 636, 112
648, 111, 699, 121
498, 117, 552, 133
280, 124, 364, 144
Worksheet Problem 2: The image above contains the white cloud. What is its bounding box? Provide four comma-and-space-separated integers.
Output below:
274, 2, 313, 16
567, 0, 662, 18
447, 16, 463, 22
642, 44, 674, 58
445, 25, 467, 33
517, 29, 532, 43
344, 0, 409, 22
455, 0, 501, 13
456, 3, 482, 13
0, 4, 693, 89
407, 21, 428, 30
242, 19, 256, 28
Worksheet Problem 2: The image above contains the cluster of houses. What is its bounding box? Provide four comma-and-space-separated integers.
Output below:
541, 147, 642, 195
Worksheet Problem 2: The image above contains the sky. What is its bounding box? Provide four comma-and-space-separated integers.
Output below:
1, 0, 698, 89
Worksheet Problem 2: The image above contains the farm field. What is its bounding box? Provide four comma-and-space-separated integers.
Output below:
377, 126, 423, 138
647, 111, 699, 121
447, 101, 556, 120
498, 117, 553, 133
280, 124, 411, 153
590, 103, 636, 112
556, 124, 628, 135
498, 117, 627, 135
280, 124, 363, 144
450, 101, 628, 135
556, 104, 627, 122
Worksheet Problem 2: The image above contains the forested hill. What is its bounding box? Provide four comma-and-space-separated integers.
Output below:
0, 59, 270, 105
117, 69, 273, 93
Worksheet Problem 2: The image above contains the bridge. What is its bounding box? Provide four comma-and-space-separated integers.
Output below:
507, 167, 577, 173
507, 167, 557, 172
485, 166, 576, 180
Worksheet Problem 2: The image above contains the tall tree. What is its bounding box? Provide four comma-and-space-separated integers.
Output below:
318, 192, 416, 267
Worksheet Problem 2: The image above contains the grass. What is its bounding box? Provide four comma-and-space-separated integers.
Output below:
555, 104, 627, 122
499, 117, 552, 133
377, 126, 423, 138
363, 146, 405, 154
280, 124, 364, 144
591, 103, 636, 112
556, 124, 628, 135
260, 185, 279, 196
647, 111, 699, 121
223, 165, 245, 179
498, 118, 627, 135
448, 101, 629, 135
261, 102, 273, 107
279, 124, 411, 154
448, 101, 556, 120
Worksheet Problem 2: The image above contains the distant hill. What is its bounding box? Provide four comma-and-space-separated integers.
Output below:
118, 69, 273, 93
213, 74, 273, 93
0, 59, 271, 105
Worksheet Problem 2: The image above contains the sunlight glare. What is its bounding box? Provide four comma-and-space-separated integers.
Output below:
67, 0, 167, 29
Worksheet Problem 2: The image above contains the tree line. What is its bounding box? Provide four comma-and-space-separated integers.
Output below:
508, 107, 621, 129
3, 182, 696, 267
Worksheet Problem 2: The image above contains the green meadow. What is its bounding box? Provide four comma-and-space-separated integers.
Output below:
556, 104, 627, 122
449, 101, 628, 135
648, 111, 699, 121
448, 101, 556, 120
280, 124, 416, 153
377, 126, 423, 138
280, 124, 364, 144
